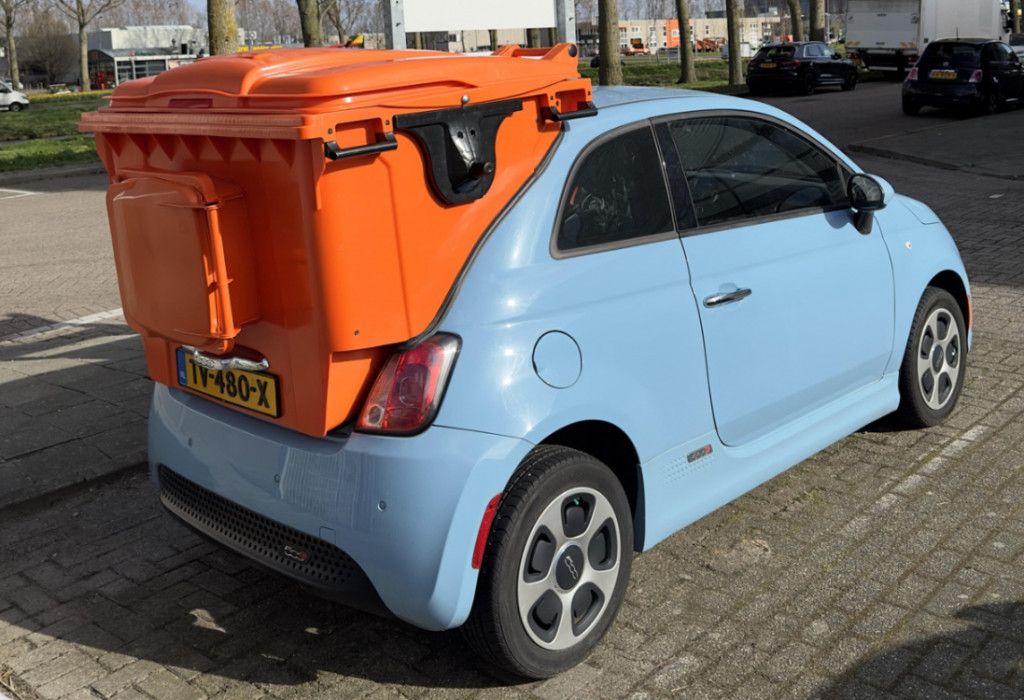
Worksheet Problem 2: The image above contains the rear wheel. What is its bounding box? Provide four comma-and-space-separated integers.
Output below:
462, 445, 633, 679
802, 73, 817, 96
8, 102, 22, 112
979, 89, 999, 116
896, 287, 966, 427
902, 95, 920, 116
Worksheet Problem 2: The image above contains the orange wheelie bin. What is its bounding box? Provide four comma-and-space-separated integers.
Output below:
81, 44, 595, 437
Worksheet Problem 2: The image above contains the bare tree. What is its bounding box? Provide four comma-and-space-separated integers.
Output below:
674, 0, 695, 84
20, 6, 77, 85
97, 0, 194, 26
296, 0, 322, 46
321, 0, 367, 43
52, 0, 128, 89
209, 0, 238, 54
809, 0, 824, 42
598, 0, 621, 85
0, 0, 31, 87
724, 0, 740, 85
786, 0, 803, 41
575, 0, 596, 25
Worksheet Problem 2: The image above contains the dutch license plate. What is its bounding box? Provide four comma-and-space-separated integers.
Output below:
176, 349, 280, 417
929, 69, 957, 80
761, 62, 777, 68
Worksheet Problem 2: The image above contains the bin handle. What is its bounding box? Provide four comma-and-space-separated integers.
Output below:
186, 346, 269, 373
324, 131, 397, 161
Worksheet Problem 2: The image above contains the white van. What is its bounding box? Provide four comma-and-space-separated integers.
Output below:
0, 83, 29, 112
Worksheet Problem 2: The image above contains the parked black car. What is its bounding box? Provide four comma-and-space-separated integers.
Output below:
746, 41, 858, 95
902, 38, 1024, 116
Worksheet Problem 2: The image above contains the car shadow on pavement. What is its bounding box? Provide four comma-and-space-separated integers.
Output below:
816, 601, 1024, 697
0, 469, 519, 693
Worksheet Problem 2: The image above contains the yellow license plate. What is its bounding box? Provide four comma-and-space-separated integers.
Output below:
761, 62, 777, 68
176, 349, 280, 417
929, 69, 956, 80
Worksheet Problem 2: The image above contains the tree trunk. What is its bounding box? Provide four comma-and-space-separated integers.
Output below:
1013, 0, 1022, 33
787, 0, 804, 41
527, 28, 542, 48
297, 0, 324, 47
209, 0, 238, 55
674, 0, 695, 84
598, 0, 621, 85
489, 29, 498, 51
725, 0, 741, 86
4, 15, 19, 88
78, 21, 88, 89
809, 0, 825, 42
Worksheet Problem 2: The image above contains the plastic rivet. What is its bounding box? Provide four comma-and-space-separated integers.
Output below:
378, 501, 387, 511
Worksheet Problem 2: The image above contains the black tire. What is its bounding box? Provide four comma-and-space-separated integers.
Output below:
841, 70, 858, 91
896, 287, 966, 428
902, 95, 920, 116
462, 445, 633, 679
8, 102, 22, 112
979, 89, 999, 116
802, 73, 817, 96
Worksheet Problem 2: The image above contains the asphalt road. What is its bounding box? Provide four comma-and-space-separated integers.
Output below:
1, 80, 1023, 699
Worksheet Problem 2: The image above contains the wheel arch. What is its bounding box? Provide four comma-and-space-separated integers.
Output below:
928, 270, 971, 340
538, 420, 643, 550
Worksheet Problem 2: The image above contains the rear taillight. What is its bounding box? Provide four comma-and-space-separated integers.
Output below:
969, 69, 983, 83
780, 59, 800, 67
357, 334, 460, 434
907, 67, 919, 81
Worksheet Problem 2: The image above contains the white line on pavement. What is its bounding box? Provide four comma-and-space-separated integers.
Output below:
0, 308, 125, 344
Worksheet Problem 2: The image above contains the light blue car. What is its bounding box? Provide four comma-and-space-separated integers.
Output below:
150, 86, 970, 679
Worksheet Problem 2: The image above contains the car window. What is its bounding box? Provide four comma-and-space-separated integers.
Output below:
805, 44, 824, 57
662, 116, 847, 228
982, 44, 1001, 64
921, 42, 981, 68
557, 126, 674, 252
755, 46, 795, 60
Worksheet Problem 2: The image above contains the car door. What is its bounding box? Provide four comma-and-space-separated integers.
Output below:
806, 42, 831, 81
994, 42, 1024, 99
656, 114, 895, 446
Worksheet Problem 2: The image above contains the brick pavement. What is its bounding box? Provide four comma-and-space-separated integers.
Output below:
1, 124, 1023, 698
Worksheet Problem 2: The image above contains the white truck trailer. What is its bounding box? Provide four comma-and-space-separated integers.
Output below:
845, 0, 1008, 74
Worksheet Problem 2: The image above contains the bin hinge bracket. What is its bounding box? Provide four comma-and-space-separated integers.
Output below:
393, 98, 522, 205
324, 131, 398, 161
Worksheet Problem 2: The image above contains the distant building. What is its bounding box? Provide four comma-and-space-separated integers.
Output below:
87, 26, 210, 89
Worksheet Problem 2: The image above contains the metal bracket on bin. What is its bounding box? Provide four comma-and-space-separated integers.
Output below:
394, 99, 523, 205
324, 131, 398, 161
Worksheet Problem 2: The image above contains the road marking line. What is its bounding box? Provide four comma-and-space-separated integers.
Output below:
0, 187, 39, 199
0, 308, 125, 344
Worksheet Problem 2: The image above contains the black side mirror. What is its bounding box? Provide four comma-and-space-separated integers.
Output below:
848, 174, 886, 234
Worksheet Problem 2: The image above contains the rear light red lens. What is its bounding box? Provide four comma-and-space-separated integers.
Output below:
969, 69, 983, 83
907, 67, 919, 81
357, 334, 460, 434
780, 59, 800, 67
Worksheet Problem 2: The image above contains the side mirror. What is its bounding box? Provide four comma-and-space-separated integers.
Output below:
847, 174, 887, 235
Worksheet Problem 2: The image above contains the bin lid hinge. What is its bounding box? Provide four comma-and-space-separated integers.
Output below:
393, 98, 523, 206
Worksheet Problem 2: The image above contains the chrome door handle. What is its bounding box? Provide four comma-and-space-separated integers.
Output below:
703, 288, 752, 307
186, 346, 270, 373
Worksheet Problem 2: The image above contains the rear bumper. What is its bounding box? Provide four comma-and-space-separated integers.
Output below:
903, 83, 982, 108
148, 384, 528, 630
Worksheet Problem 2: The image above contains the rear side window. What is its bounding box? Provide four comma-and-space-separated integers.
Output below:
663, 116, 847, 228
557, 126, 674, 252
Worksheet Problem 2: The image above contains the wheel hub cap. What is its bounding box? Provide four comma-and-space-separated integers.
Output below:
916, 307, 961, 411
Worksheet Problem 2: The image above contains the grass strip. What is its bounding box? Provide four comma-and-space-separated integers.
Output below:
0, 135, 100, 172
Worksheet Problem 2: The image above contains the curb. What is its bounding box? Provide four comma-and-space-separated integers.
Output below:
0, 162, 107, 187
